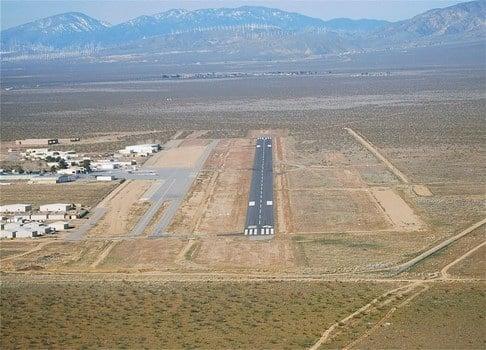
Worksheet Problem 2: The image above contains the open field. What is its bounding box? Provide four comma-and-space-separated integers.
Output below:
191, 237, 296, 272
143, 144, 208, 168
0, 56, 484, 348
447, 244, 486, 279
290, 189, 391, 233
0, 241, 110, 271
350, 283, 486, 349
0, 182, 118, 208
88, 180, 152, 237
168, 138, 253, 235
96, 238, 186, 271
0, 279, 390, 349
370, 188, 423, 231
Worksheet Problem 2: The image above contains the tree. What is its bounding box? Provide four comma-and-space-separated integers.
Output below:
58, 159, 68, 169
81, 159, 91, 173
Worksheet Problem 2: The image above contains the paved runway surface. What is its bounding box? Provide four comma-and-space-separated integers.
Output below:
244, 137, 275, 236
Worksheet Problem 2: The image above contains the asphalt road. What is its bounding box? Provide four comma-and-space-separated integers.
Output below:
66, 140, 218, 240
244, 137, 275, 236
144, 139, 218, 237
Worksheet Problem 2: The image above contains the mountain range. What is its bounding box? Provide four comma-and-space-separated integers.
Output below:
1, 1, 485, 61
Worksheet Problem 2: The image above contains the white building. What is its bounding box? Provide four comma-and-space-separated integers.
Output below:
31, 214, 49, 221
39, 203, 72, 213
57, 167, 83, 175
0, 222, 41, 238
48, 213, 66, 221
11, 215, 30, 222
23, 222, 52, 235
96, 175, 115, 181
119, 144, 160, 156
0, 230, 14, 239
92, 162, 118, 171
49, 221, 70, 231
15, 229, 40, 238
0, 204, 32, 213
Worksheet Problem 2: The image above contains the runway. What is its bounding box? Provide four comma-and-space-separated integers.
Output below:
244, 137, 275, 236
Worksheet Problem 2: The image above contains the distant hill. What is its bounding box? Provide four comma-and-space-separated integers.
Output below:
1, 12, 109, 51
102, 6, 327, 44
324, 18, 389, 32
1, 1, 485, 61
371, 0, 486, 45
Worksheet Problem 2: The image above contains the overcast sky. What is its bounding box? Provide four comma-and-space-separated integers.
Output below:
1, 0, 464, 30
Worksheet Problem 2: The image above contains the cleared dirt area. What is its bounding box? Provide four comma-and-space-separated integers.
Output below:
370, 188, 424, 231
0, 241, 110, 271
143, 145, 207, 168
89, 180, 153, 237
192, 237, 296, 271
169, 138, 253, 235
290, 189, 390, 233
282, 132, 401, 234
0, 182, 118, 208
412, 184, 433, 197
97, 238, 186, 271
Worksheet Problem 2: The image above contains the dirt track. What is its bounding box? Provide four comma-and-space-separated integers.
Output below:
88, 180, 152, 237
345, 127, 410, 184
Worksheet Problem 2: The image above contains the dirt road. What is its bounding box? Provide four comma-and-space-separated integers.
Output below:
345, 127, 410, 184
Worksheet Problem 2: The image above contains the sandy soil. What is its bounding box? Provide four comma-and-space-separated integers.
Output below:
0, 182, 118, 208
192, 237, 295, 271
143, 145, 207, 168
0, 241, 109, 271
89, 180, 153, 237
290, 189, 391, 233
371, 188, 423, 231
97, 238, 185, 271
446, 243, 486, 279
169, 138, 253, 234
412, 184, 433, 196
179, 138, 210, 147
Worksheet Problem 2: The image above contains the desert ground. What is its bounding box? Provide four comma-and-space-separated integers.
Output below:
0, 52, 485, 348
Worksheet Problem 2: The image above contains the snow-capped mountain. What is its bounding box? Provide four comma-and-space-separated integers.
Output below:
1, 2, 485, 60
100, 6, 328, 44
1, 12, 109, 51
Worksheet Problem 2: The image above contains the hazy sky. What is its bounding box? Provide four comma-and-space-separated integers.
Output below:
1, 0, 464, 30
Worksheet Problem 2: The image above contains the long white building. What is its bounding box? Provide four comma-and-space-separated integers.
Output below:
39, 203, 72, 213
119, 144, 160, 156
0, 204, 32, 213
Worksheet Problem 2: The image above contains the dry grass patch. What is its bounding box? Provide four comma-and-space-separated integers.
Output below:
0, 182, 118, 208
97, 238, 185, 271
193, 237, 296, 272
293, 231, 440, 273
0, 241, 109, 271
0, 280, 388, 349
352, 283, 486, 349
448, 244, 486, 279
290, 189, 390, 233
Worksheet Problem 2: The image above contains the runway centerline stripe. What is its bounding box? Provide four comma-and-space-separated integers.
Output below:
244, 137, 275, 235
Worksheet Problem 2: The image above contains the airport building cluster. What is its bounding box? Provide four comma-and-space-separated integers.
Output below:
0, 203, 85, 239
1, 143, 161, 184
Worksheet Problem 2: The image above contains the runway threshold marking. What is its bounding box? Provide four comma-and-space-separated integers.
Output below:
244, 137, 275, 236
